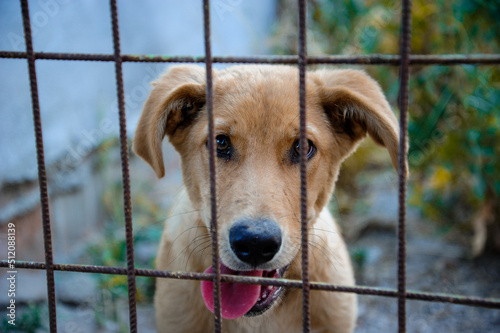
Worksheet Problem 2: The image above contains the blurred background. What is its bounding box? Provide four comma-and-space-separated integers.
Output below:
0, 0, 499, 332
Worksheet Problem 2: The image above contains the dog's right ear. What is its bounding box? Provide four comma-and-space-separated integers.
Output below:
133, 65, 207, 178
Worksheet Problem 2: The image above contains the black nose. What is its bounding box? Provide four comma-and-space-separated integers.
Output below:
229, 218, 282, 267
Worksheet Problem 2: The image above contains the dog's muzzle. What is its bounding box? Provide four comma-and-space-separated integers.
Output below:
200, 218, 289, 319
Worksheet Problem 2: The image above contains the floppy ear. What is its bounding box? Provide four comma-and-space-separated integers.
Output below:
313, 69, 408, 177
133, 65, 207, 178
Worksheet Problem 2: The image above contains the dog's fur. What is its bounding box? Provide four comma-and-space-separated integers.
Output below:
133, 65, 402, 333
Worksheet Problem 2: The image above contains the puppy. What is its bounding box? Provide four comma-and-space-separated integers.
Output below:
133, 65, 401, 332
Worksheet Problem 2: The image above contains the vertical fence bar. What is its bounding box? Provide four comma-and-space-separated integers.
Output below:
397, 0, 412, 332
19, 1, 58, 331
202, 1, 222, 332
297, 0, 311, 332
109, 1, 138, 331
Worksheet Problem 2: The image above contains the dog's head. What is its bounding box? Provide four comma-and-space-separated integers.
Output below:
133, 65, 403, 318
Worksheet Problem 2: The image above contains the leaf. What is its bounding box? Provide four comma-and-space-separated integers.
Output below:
429, 167, 452, 191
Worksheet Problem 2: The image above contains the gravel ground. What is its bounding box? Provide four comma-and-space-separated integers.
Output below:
352, 225, 500, 333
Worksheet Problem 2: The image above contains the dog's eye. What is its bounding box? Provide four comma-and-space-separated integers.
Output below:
214, 134, 232, 160
290, 139, 316, 164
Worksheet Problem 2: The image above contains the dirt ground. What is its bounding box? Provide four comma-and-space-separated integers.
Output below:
352, 221, 500, 332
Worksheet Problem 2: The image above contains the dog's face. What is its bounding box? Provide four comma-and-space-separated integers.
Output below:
134, 65, 402, 318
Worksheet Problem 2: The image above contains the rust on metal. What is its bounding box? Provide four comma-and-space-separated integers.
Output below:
109, 0, 138, 331
202, 0, 222, 332
2, 51, 500, 65
297, 0, 311, 332
397, 0, 412, 332
19, 1, 58, 331
2, 260, 500, 310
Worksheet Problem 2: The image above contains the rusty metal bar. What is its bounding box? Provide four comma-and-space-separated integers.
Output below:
2, 260, 500, 309
109, 0, 138, 331
19, 1, 58, 332
202, 1, 222, 332
397, 0, 412, 332
2, 51, 500, 65
297, 0, 311, 332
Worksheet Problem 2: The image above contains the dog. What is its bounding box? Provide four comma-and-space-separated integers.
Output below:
133, 65, 402, 332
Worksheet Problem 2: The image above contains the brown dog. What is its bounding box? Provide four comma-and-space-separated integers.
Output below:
133, 65, 401, 332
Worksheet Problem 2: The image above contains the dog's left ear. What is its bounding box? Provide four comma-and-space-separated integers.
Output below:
313, 69, 408, 177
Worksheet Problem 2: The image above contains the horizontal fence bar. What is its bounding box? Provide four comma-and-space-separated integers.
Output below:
2, 260, 500, 309
1, 52, 500, 65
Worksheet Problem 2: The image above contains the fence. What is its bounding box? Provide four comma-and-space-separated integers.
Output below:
1, 0, 500, 332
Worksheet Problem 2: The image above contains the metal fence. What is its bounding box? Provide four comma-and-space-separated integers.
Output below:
1, 0, 500, 332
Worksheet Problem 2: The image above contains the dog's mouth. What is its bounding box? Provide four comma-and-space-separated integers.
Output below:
201, 262, 288, 319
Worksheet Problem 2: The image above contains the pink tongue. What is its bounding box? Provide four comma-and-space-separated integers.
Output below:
201, 264, 263, 319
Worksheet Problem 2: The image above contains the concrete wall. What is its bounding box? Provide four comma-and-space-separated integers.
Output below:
0, 0, 277, 263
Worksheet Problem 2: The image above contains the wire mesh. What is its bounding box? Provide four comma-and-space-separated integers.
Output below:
1, 1, 500, 332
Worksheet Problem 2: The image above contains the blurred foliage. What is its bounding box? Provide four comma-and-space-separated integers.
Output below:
86, 145, 165, 330
409, 66, 500, 229
1, 303, 42, 332
350, 247, 368, 271
274, 0, 500, 238
88, 176, 164, 301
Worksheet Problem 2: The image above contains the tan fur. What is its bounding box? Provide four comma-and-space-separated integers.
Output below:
133, 65, 403, 333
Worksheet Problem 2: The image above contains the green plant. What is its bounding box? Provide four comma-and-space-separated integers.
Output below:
1, 303, 42, 333
88, 174, 164, 299
350, 247, 368, 271
85, 144, 166, 329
